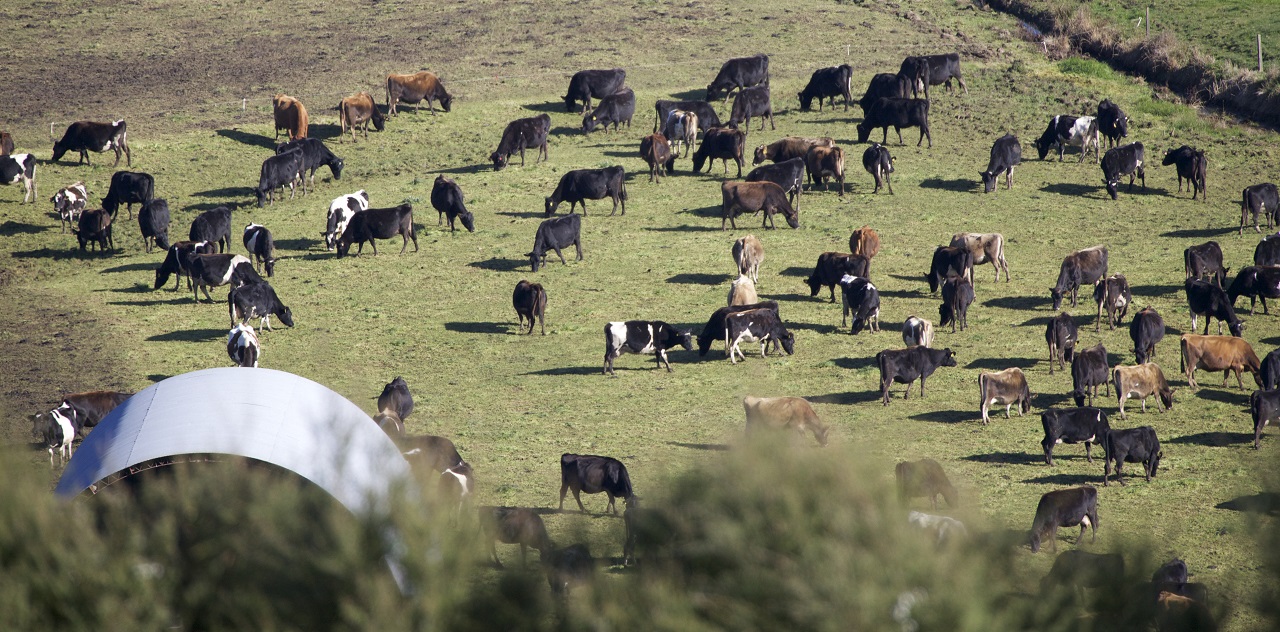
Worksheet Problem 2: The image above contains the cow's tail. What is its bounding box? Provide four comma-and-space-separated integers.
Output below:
617, 464, 634, 501
228, 287, 240, 327
1251, 390, 1263, 423
978, 373, 989, 411
620, 175, 628, 202
1179, 336, 1187, 374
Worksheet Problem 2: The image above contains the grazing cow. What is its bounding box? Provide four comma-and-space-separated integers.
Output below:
1131, 307, 1165, 364
1096, 99, 1130, 148
1113, 364, 1174, 418
720, 181, 798, 230
1259, 234, 1280, 267
1185, 278, 1245, 336
138, 199, 170, 254
724, 308, 795, 363
541, 543, 596, 596
849, 225, 881, 260
272, 95, 308, 140
1228, 265, 1280, 314
385, 71, 453, 115
189, 206, 232, 253
513, 280, 548, 335
1051, 246, 1108, 310
229, 281, 294, 333
227, 323, 260, 368
242, 223, 276, 277
939, 276, 974, 333
746, 157, 805, 209
1046, 312, 1079, 374
1263, 349, 1280, 390
481, 506, 552, 568
1251, 388, 1280, 448
902, 315, 934, 348
1093, 274, 1131, 331
51, 181, 88, 232
33, 407, 77, 467
653, 99, 720, 133
439, 462, 475, 514
276, 138, 343, 191
1156, 591, 1216, 632
697, 301, 780, 356
806, 252, 869, 302
154, 241, 215, 290
752, 136, 834, 165
1180, 333, 1262, 390
862, 143, 894, 194
51, 120, 130, 167
908, 512, 968, 545
693, 127, 747, 177
661, 110, 698, 158
254, 149, 304, 207
728, 274, 758, 307
559, 453, 635, 514
528, 214, 582, 272
337, 92, 385, 142
373, 410, 403, 437
1163, 145, 1207, 201
74, 209, 113, 252
1101, 142, 1146, 200
839, 274, 880, 334
400, 435, 464, 473
950, 232, 1008, 282
727, 85, 774, 131
1241, 184, 1280, 235
323, 191, 370, 250
1071, 344, 1111, 407
189, 254, 258, 302
856, 98, 932, 148
378, 376, 414, 421
1184, 241, 1226, 287
1041, 551, 1125, 593
980, 134, 1021, 193
1029, 486, 1099, 553
805, 146, 845, 195
1034, 115, 1101, 163
896, 459, 958, 509
1153, 559, 1190, 586
430, 175, 474, 232
898, 53, 967, 98
743, 396, 829, 446
979, 367, 1031, 425
582, 88, 635, 133
1103, 426, 1162, 486
0, 153, 36, 204
925, 246, 973, 294
603, 320, 692, 374
563, 68, 626, 113
490, 114, 551, 171
798, 64, 853, 111
0, 131, 11, 156
545, 167, 627, 217
706, 54, 769, 102
336, 204, 417, 257
639, 134, 676, 183
858, 73, 909, 112
876, 346, 958, 405
101, 171, 153, 220
732, 235, 764, 282
32, 390, 132, 443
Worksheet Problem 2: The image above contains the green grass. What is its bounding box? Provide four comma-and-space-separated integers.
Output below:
1083, 0, 1280, 72
1058, 58, 1117, 80
2, 0, 1279, 628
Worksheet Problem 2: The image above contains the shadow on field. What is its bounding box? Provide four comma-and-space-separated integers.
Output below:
524, 101, 566, 114
780, 266, 811, 278
11, 247, 96, 261
100, 263, 155, 274
435, 164, 487, 175
764, 293, 812, 302
193, 186, 250, 199
889, 273, 926, 284
276, 238, 321, 251
1160, 226, 1235, 239
444, 322, 509, 334
147, 328, 225, 342
961, 451, 1043, 465
985, 295, 1048, 310
99, 284, 155, 294
645, 225, 720, 233
666, 441, 730, 451
909, 409, 971, 424
666, 273, 732, 285
966, 357, 1038, 370
187, 201, 247, 212
495, 210, 544, 219
1263, 336, 1280, 346
1216, 493, 1280, 516
1167, 431, 1253, 447
307, 123, 344, 140
1194, 389, 1250, 407
680, 205, 723, 219
833, 356, 876, 370
1041, 182, 1099, 197
1021, 473, 1098, 486
1131, 284, 1181, 297
790, 322, 840, 335
0, 221, 50, 235
111, 297, 192, 307
216, 129, 275, 150
602, 150, 634, 158
879, 288, 920, 300
1032, 392, 1071, 408
147, 374, 170, 383
919, 178, 974, 192
550, 126, 580, 137
523, 366, 600, 376
669, 89, 706, 101
1019, 315, 1054, 327
806, 391, 880, 405
468, 257, 527, 272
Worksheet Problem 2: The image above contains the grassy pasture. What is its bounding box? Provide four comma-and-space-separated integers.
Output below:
1079, 0, 1280, 73
3, 0, 1280, 627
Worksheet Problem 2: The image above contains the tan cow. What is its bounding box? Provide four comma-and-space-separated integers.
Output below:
272, 94, 308, 140
732, 234, 764, 282
386, 71, 453, 116
727, 274, 758, 306
1113, 363, 1174, 418
337, 92, 386, 142
743, 396, 829, 446
752, 136, 834, 165
1180, 334, 1262, 390
949, 232, 1008, 282
849, 225, 881, 259
978, 367, 1030, 425
720, 181, 798, 230
902, 315, 934, 348
805, 145, 845, 195
480, 506, 552, 568
896, 458, 958, 509
1156, 591, 1215, 632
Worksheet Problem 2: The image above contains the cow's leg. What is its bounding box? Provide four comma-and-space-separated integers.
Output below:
550, 245, 566, 266
896, 127, 905, 145
1006, 166, 1014, 190
518, 147, 526, 167
1236, 368, 1246, 389
903, 381, 913, 400
1085, 440, 1093, 463
1264, 296, 1270, 315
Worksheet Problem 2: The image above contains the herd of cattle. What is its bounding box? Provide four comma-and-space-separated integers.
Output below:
7, 48, 1259, 617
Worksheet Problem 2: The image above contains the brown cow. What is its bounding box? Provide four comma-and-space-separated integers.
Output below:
639, 134, 675, 183
732, 234, 764, 282
978, 367, 1030, 425
399, 435, 464, 473
1180, 334, 1262, 390
0, 131, 13, 156
1156, 591, 1216, 632
752, 136, 835, 165
805, 145, 846, 195
743, 396, 829, 446
895, 458, 957, 509
849, 225, 881, 259
272, 95, 308, 140
480, 506, 553, 568
337, 92, 386, 142
1112, 363, 1174, 418
720, 181, 799, 230
386, 71, 453, 116
949, 232, 1008, 282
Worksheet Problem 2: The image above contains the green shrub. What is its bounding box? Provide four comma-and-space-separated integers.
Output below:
1058, 58, 1117, 80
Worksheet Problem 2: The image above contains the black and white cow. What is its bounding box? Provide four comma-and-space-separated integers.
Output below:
724, 308, 796, 363
653, 100, 721, 133
1186, 278, 1245, 336
939, 276, 974, 332
227, 323, 260, 368
1092, 274, 1131, 331
798, 64, 853, 111
491, 114, 552, 171
563, 69, 626, 113
336, 204, 418, 257
102, 171, 154, 220
925, 246, 972, 294
1251, 388, 1280, 449
745, 157, 805, 209
229, 280, 294, 332
858, 73, 909, 112
431, 176, 474, 232
876, 346, 958, 405
189, 253, 259, 302
154, 240, 215, 290
728, 85, 774, 131
1029, 486, 1099, 553
856, 98, 932, 148
0, 153, 36, 203
254, 148, 305, 207
1184, 241, 1226, 288
706, 54, 769, 102
323, 190, 369, 250
1101, 142, 1145, 200
807, 252, 870, 302
582, 88, 635, 133
1071, 343, 1110, 407
980, 134, 1021, 193
1046, 311, 1078, 375
1162, 145, 1207, 201
51, 120, 130, 166
1034, 115, 1100, 163
242, 223, 276, 277
138, 198, 170, 253
1051, 245, 1108, 310
862, 143, 894, 194
661, 110, 699, 158
603, 320, 693, 375
189, 206, 232, 253
34, 404, 77, 467
839, 274, 880, 335
275, 137, 344, 191
529, 214, 583, 272
1228, 265, 1280, 315
1102, 426, 1161, 486
378, 376, 414, 421
1262, 349, 1280, 390
1242, 184, 1280, 235
1040, 407, 1110, 466
545, 167, 627, 217
697, 301, 780, 356
1130, 307, 1165, 364
51, 181, 87, 233
1096, 99, 1129, 148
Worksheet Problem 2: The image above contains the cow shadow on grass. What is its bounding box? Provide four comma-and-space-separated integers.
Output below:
216, 129, 276, 150
1032, 392, 1071, 409
878, 289, 920, 299
1131, 284, 1181, 298
549, 126, 581, 138
679, 205, 723, 219
965, 357, 1038, 370
147, 374, 171, 383
1019, 315, 1055, 328
1216, 493, 1280, 516
833, 356, 876, 370
193, 186, 250, 199
146, 328, 226, 343
524, 101, 567, 114
1193, 389, 1250, 407
1262, 335, 1280, 346
919, 178, 975, 192
11, 248, 100, 261
644, 224, 720, 233
667, 272, 732, 285
468, 257, 527, 272
666, 441, 731, 451
1167, 431, 1253, 447
110, 297, 192, 307
186, 201, 247, 212
0, 221, 50, 236
1021, 473, 1098, 486
888, 273, 926, 284
790, 322, 841, 335
765, 293, 814, 302
986, 295, 1049, 311
522, 366, 603, 376
909, 409, 971, 424
780, 266, 811, 278
961, 451, 1043, 466
99, 263, 155, 274
434, 164, 488, 175
307, 123, 344, 140
601, 150, 636, 158
805, 391, 880, 405
1160, 226, 1235, 239
443, 322, 510, 334
494, 210, 545, 219
1040, 182, 1099, 197
273, 238, 320, 252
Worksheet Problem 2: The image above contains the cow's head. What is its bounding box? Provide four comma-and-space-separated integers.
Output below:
676, 329, 694, 352
813, 424, 829, 447
336, 237, 353, 258
562, 95, 576, 112
782, 206, 800, 229
1071, 389, 1087, 408
939, 348, 957, 368
50, 141, 69, 163
797, 92, 813, 112
439, 93, 453, 113
1034, 136, 1052, 161
1050, 287, 1065, 311
527, 251, 542, 272
457, 210, 475, 233
1102, 178, 1121, 200
264, 257, 276, 278
490, 151, 508, 172
543, 197, 559, 217
1114, 114, 1129, 138
752, 145, 769, 165
254, 187, 267, 208
805, 274, 823, 297
330, 157, 345, 180
1159, 387, 1175, 411
582, 112, 600, 134
855, 121, 872, 144
277, 306, 295, 328
370, 107, 387, 132
778, 331, 796, 356
980, 171, 998, 193
1149, 449, 1163, 479
1229, 320, 1246, 337
705, 83, 724, 102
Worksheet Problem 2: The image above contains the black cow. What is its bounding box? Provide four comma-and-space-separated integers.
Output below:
0, 153, 37, 204
154, 240, 216, 290
858, 73, 908, 112
980, 134, 1021, 193
706, 54, 769, 102
1092, 274, 1131, 331
275, 137, 343, 190
798, 64, 853, 111
1163, 145, 1207, 201
1130, 307, 1165, 364
1262, 349, 1280, 390
856, 98, 932, 148
545, 167, 627, 217
254, 149, 304, 207
138, 199, 170, 254
925, 246, 972, 294
1046, 312, 1079, 375
1153, 559, 1189, 586
529, 214, 582, 272
898, 53, 967, 99
1103, 426, 1161, 486
378, 377, 414, 421
603, 320, 692, 374
582, 88, 635, 133
724, 308, 795, 363
51, 120, 130, 166
745, 157, 805, 209
559, 453, 634, 513
563, 69, 626, 113
242, 223, 276, 277
1070, 344, 1110, 407
491, 114, 551, 171
1185, 278, 1245, 336
697, 301, 780, 356
1041, 407, 1109, 466
189, 253, 259, 303
1096, 99, 1129, 148
1251, 388, 1280, 448
1228, 265, 1280, 315
939, 276, 974, 332
1258, 233, 1280, 266
1029, 486, 1099, 553
876, 346, 958, 405
1184, 241, 1226, 287
1100, 142, 1146, 200
74, 209, 113, 252
839, 275, 880, 335
336, 204, 417, 257
102, 171, 154, 220
513, 280, 548, 335
189, 206, 233, 253
1051, 246, 1108, 310
1241, 183, 1280, 235
863, 143, 894, 194
807, 252, 870, 302
430, 175, 474, 232
692, 127, 747, 177
1034, 115, 1101, 163
728, 85, 774, 131
229, 280, 294, 332
653, 100, 721, 133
